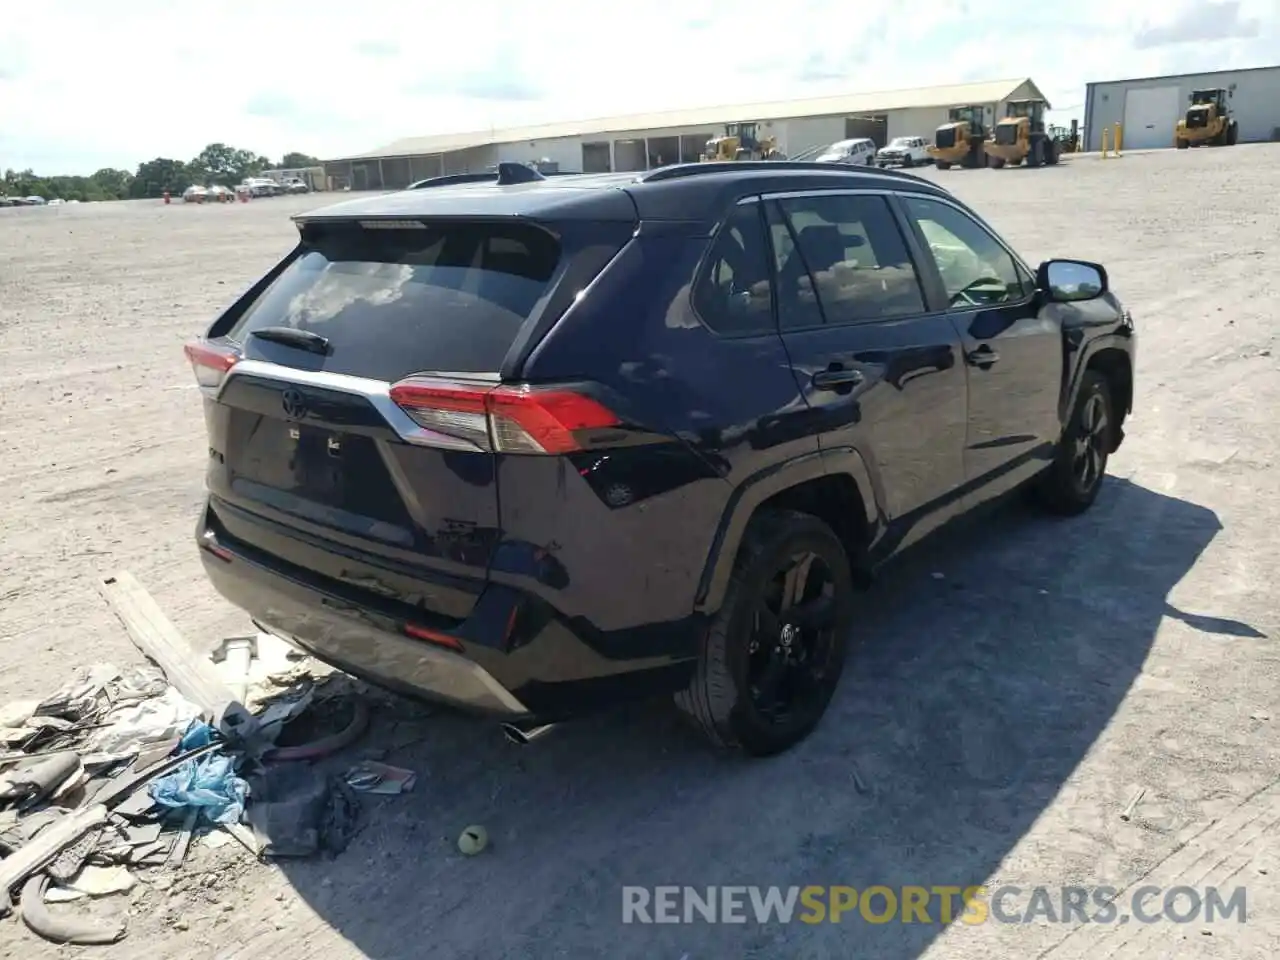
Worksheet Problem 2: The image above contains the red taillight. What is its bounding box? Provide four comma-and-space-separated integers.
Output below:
184, 339, 240, 391
388, 378, 620, 454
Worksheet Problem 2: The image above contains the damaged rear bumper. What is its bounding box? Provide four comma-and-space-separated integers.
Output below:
195, 502, 699, 722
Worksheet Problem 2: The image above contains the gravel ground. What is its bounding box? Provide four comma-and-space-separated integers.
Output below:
1, 145, 1278, 959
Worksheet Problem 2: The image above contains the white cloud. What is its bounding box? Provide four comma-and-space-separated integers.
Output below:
0, 0, 1275, 174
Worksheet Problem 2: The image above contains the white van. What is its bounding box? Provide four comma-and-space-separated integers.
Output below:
814, 138, 878, 166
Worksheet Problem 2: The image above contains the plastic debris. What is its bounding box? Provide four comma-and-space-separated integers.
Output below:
246, 766, 360, 858
148, 752, 247, 826
84, 688, 201, 764
52, 864, 137, 900
344, 761, 417, 795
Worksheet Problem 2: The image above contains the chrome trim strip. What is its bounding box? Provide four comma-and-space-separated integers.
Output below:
218, 359, 485, 452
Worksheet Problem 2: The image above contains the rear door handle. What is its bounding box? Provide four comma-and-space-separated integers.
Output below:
965, 345, 1000, 367
811, 368, 865, 390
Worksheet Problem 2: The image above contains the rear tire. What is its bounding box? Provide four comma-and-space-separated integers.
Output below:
674, 510, 855, 757
990, 156, 1006, 169
1176, 138, 1189, 149
1045, 140, 1060, 165
1227, 121, 1239, 146
936, 160, 951, 170
1035, 371, 1114, 515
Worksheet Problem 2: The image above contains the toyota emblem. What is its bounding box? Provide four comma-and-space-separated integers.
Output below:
281, 388, 308, 420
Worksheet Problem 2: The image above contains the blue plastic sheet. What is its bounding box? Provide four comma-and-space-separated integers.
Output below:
148, 744, 247, 826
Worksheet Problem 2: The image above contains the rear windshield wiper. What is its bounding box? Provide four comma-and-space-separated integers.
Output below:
250, 326, 331, 356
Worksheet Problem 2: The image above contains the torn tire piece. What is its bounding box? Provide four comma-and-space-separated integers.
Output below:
21, 874, 127, 945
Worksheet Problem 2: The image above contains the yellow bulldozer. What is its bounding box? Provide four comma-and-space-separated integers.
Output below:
986, 98, 1059, 168
701, 122, 785, 162
927, 105, 988, 169
1175, 88, 1238, 149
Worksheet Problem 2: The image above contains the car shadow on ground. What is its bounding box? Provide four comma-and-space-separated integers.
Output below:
270, 477, 1245, 960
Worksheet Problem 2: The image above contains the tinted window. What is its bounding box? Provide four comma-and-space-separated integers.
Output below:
692, 202, 775, 335
228, 220, 560, 380
768, 194, 926, 328
903, 197, 1027, 308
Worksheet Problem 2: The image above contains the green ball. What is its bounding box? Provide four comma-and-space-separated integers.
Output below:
458, 825, 488, 856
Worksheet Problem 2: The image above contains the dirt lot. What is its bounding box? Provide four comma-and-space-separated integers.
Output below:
1, 146, 1278, 959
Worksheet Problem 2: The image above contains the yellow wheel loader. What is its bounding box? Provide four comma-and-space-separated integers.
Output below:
986, 98, 1058, 169
1174, 89, 1238, 149
927, 106, 988, 170
700, 122, 785, 162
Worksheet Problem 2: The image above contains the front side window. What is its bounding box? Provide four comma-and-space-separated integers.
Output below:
903, 197, 1027, 309
768, 194, 926, 328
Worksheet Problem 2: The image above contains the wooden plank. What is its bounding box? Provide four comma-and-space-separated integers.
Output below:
95, 571, 254, 739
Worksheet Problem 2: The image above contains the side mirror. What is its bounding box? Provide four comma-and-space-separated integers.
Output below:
1038, 259, 1108, 302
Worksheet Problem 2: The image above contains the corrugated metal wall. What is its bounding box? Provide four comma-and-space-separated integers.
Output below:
1085, 67, 1280, 151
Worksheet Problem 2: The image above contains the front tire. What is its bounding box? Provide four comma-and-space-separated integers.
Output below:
674, 510, 855, 756
1036, 371, 1114, 515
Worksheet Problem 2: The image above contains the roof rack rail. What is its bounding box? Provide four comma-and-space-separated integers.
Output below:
637, 161, 932, 184
408, 164, 586, 190
408, 172, 495, 190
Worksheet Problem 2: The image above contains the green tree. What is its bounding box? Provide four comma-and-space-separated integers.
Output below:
280, 151, 320, 168
189, 143, 271, 186
130, 158, 191, 198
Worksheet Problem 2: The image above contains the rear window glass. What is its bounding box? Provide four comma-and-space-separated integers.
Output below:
229, 220, 561, 380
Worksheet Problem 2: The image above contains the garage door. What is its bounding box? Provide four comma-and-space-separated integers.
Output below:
1123, 86, 1181, 150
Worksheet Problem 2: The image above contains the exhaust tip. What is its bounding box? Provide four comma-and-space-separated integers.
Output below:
502, 722, 556, 745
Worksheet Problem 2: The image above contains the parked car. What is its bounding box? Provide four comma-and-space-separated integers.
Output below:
240, 177, 279, 198
877, 136, 930, 168
184, 161, 1135, 756
281, 177, 310, 194
182, 185, 208, 203
814, 137, 878, 166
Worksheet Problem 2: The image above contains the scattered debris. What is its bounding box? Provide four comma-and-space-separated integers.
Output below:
21, 874, 127, 945
56, 864, 138, 899
0, 570, 397, 947
345, 761, 417, 795
1120, 786, 1146, 822
458, 825, 489, 856
246, 765, 360, 858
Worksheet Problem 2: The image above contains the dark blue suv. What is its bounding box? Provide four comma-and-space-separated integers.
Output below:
186, 161, 1135, 756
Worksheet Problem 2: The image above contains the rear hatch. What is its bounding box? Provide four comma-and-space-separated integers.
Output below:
188, 214, 630, 623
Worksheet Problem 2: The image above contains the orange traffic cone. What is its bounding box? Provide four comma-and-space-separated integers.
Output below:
163, 191, 170, 204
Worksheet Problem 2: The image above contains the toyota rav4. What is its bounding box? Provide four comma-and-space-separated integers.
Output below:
186, 161, 1135, 756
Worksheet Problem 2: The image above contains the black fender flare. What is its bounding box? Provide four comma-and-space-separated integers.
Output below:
693, 448, 880, 615
1063, 331, 1134, 421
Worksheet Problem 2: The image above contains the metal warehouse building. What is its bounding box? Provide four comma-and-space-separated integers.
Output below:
1084, 64, 1280, 152
324, 77, 1047, 190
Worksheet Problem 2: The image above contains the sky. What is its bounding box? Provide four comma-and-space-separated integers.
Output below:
0, 0, 1275, 175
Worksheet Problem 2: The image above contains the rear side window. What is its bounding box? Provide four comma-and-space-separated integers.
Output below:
228, 220, 561, 380
768, 194, 926, 328
692, 202, 775, 336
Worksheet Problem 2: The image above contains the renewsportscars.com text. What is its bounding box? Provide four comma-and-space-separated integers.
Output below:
621, 885, 1247, 926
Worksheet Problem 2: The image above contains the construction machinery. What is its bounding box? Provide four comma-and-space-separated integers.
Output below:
927, 105, 988, 170
1175, 88, 1238, 149
986, 98, 1058, 169
701, 122, 785, 162
1049, 120, 1080, 154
